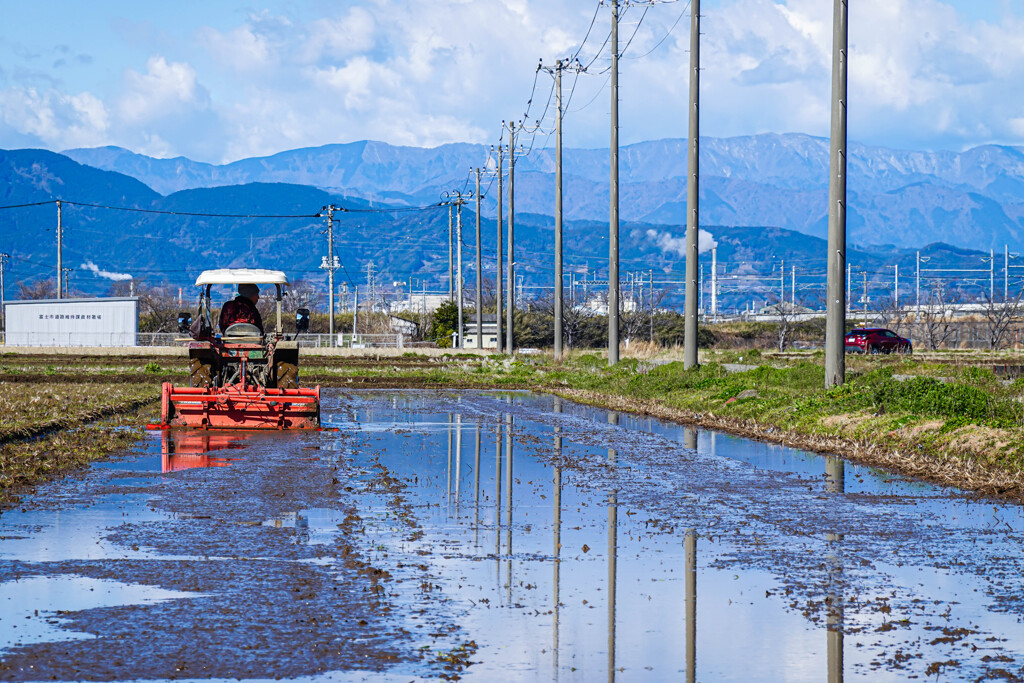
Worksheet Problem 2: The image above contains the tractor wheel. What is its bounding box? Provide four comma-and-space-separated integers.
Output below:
189, 358, 213, 387
276, 361, 299, 390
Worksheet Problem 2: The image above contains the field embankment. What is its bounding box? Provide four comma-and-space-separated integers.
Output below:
3, 348, 1024, 504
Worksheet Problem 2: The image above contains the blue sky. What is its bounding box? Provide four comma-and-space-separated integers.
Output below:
0, 0, 1021, 162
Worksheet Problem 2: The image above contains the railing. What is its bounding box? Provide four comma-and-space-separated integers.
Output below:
0, 331, 432, 349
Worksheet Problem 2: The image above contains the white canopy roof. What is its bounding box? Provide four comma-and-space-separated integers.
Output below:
195, 269, 289, 287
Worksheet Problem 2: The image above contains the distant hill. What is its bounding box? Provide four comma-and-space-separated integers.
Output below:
0, 147, 1007, 312
62, 133, 1024, 251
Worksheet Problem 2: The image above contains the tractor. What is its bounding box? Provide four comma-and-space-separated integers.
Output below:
158, 268, 321, 430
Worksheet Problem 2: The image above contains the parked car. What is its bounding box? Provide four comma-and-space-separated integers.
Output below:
844, 328, 912, 354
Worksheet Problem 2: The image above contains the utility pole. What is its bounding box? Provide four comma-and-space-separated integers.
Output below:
916, 251, 921, 317
456, 193, 465, 349
62, 267, 72, 298
56, 200, 63, 300
496, 142, 505, 353
448, 204, 454, 300
711, 247, 717, 323
540, 59, 566, 359
990, 248, 995, 302
1005, 245, 1010, 301
649, 269, 654, 343
863, 271, 868, 320
846, 262, 851, 316
320, 205, 340, 341
353, 286, 358, 335
0, 252, 8, 332
825, 0, 848, 388
475, 168, 483, 349
608, 0, 621, 366
894, 264, 899, 312
791, 264, 796, 310
507, 122, 516, 353
683, 0, 700, 369
779, 260, 785, 313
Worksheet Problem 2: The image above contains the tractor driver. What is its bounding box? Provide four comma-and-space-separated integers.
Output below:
219, 283, 265, 334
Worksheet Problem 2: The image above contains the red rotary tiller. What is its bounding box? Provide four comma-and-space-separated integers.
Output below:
157, 268, 320, 430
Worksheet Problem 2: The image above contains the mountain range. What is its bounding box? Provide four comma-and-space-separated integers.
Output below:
61, 133, 1024, 252
0, 144, 1010, 312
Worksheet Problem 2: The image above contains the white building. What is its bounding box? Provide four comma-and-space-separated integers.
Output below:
3, 298, 138, 346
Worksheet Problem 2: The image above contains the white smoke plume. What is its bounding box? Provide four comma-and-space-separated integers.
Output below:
81, 261, 133, 281
645, 229, 718, 257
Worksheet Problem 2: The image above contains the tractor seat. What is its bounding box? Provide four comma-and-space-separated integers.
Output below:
223, 323, 263, 337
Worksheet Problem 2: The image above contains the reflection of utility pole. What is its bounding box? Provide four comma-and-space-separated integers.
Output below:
685, 528, 697, 683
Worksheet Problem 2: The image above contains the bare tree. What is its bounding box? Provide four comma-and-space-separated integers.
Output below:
535, 286, 598, 351
921, 285, 960, 350
17, 279, 57, 300
981, 290, 1024, 350
763, 294, 794, 351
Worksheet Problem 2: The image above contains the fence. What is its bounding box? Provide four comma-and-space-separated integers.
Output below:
1, 331, 428, 350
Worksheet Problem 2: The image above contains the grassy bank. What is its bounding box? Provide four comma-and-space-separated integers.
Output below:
3, 349, 1024, 503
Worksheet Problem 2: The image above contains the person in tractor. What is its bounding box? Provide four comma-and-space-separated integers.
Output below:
219, 283, 264, 334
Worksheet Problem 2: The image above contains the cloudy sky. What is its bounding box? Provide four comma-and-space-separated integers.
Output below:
0, 0, 1020, 163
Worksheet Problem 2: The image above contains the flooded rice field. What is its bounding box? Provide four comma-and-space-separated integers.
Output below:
1, 390, 1022, 681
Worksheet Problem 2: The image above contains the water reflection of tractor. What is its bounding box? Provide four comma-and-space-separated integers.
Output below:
161, 429, 247, 472
159, 269, 321, 430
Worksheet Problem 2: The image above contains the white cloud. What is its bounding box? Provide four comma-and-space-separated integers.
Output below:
4, 0, 1024, 161
0, 87, 109, 149
646, 228, 717, 258
118, 56, 208, 124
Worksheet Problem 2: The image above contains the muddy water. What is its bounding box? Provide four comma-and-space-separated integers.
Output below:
1, 390, 1022, 681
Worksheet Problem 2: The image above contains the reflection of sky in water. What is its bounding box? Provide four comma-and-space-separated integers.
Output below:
0, 575, 199, 653
330, 391, 1024, 682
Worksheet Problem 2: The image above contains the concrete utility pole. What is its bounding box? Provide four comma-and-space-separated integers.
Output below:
319, 205, 340, 339
353, 286, 358, 335
0, 252, 8, 331
62, 267, 72, 298
649, 269, 655, 343
894, 264, 899, 311
475, 168, 483, 349
507, 122, 516, 353
683, 0, 700, 369
825, 0, 849, 388
496, 143, 505, 353
990, 248, 995, 301
544, 60, 565, 359
448, 204, 454, 300
711, 247, 717, 323
608, 0, 621, 366
791, 264, 796, 309
56, 200, 63, 300
1005, 245, 1010, 301
780, 260, 785, 312
456, 193, 465, 348
916, 251, 921, 316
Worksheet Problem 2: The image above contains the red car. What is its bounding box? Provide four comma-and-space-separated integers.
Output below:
844, 328, 912, 354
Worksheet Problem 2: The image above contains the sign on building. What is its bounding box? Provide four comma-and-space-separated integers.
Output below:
3, 298, 138, 347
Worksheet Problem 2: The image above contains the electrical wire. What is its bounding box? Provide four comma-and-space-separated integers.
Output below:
624, 0, 689, 59
0, 200, 54, 211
